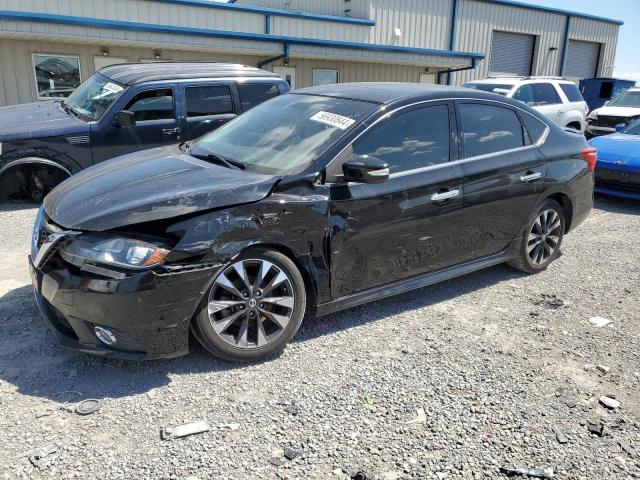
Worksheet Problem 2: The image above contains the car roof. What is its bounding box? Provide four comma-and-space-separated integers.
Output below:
293, 82, 526, 106
98, 62, 282, 86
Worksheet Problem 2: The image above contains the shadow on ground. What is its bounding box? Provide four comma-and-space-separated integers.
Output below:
0, 262, 523, 403
594, 193, 640, 215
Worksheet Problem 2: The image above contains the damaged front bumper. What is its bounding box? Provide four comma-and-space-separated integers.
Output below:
29, 253, 220, 360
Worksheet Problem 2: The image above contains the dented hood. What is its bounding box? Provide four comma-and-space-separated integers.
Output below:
44, 145, 279, 231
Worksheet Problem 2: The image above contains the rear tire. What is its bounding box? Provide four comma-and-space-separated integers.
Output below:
192, 248, 306, 362
508, 199, 565, 274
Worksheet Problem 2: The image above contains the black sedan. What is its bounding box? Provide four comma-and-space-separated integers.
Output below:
30, 83, 595, 362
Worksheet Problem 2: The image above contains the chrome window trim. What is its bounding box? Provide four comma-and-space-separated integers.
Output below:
324, 97, 550, 184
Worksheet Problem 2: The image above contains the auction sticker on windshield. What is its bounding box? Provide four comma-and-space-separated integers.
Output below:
103, 82, 124, 94
310, 111, 355, 130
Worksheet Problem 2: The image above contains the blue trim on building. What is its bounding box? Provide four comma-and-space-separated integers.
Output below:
447, 0, 460, 85
0, 10, 485, 60
265, 14, 270, 34
478, 0, 623, 26
145, 0, 376, 26
559, 15, 572, 77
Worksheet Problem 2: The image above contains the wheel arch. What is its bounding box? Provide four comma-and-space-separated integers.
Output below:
235, 242, 319, 312
545, 192, 573, 233
0, 157, 73, 202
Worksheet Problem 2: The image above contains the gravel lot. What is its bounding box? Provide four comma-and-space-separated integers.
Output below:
0, 197, 638, 480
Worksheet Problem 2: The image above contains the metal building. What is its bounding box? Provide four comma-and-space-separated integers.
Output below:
0, 0, 622, 107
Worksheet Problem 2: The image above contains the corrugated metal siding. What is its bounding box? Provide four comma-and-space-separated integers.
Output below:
452, 0, 566, 85
0, 38, 263, 106
569, 16, 618, 77
565, 39, 599, 80
235, 0, 369, 18
270, 16, 370, 42
488, 31, 534, 76
367, 0, 451, 50
265, 56, 434, 87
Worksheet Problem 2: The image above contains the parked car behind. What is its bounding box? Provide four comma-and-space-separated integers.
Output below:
586, 87, 640, 138
30, 83, 594, 362
589, 117, 640, 200
579, 77, 635, 112
0, 62, 289, 203
463, 76, 588, 132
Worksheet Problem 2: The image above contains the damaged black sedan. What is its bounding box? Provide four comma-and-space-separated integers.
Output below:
30, 83, 594, 361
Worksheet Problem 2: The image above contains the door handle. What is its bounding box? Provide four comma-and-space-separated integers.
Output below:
162, 127, 180, 134
430, 189, 460, 202
520, 172, 542, 182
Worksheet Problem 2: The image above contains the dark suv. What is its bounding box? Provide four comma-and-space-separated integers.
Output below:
30, 83, 594, 362
0, 63, 289, 202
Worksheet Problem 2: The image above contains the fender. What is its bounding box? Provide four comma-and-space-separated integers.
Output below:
0, 156, 72, 177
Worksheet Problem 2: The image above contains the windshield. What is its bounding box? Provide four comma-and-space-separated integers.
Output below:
608, 91, 640, 108
190, 93, 378, 175
463, 82, 514, 96
64, 73, 127, 121
623, 117, 640, 135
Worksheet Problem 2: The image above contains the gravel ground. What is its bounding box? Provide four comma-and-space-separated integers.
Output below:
0, 196, 638, 480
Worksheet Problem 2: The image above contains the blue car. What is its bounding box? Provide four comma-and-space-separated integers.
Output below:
589, 118, 640, 200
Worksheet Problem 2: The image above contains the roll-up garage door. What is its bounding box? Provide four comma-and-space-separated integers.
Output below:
489, 31, 535, 76
565, 40, 600, 80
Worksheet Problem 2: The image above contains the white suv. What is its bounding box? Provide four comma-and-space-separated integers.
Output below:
463, 76, 589, 132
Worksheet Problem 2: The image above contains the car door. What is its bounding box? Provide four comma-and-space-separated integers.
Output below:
531, 83, 564, 126
328, 102, 465, 298
180, 82, 239, 141
92, 85, 180, 163
455, 100, 547, 261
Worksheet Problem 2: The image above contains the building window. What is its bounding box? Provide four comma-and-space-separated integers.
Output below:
32, 54, 81, 99
313, 69, 339, 86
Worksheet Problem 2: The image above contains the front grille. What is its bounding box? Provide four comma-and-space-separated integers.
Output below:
33, 214, 67, 267
594, 115, 639, 129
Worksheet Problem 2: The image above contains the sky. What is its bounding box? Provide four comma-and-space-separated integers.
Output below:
524, 0, 640, 82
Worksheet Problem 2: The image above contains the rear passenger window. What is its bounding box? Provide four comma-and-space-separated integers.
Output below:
559, 83, 584, 102
460, 103, 525, 158
532, 83, 561, 105
186, 85, 233, 117
520, 112, 549, 144
237, 83, 279, 111
353, 105, 450, 173
513, 85, 535, 105
125, 89, 174, 121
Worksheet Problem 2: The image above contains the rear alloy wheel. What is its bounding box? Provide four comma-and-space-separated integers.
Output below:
508, 199, 565, 273
193, 249, 306, 361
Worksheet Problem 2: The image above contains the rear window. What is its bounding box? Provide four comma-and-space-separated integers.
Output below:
460, 103, 525, 158
237, 83, 280, 111
559, 83, 584, 103
463, 83, 514, 96
186, 85, 233, 117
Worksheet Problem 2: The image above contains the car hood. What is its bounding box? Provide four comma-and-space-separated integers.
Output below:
591, 106, 640, 118
589, 133, 640, 167
44, 145, 280, 231
0, 101, 88, 141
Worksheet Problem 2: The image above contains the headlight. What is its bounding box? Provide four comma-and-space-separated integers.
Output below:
60, 233, 170, 269
31, 206, 44, 259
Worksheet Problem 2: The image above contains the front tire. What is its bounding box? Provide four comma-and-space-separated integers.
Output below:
192, 248, 306, 362
508, 199, 565, 274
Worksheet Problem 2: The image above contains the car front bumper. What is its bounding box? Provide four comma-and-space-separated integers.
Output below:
29, 254, 220, 360
595, 165, 640, 201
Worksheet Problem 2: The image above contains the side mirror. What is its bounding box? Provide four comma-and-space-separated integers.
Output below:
114, 110, 136, 127
615, 123, 626, 133
342, 155, 389, 184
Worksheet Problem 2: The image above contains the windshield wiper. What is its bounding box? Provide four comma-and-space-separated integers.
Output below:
192, 152, 245, 170
60, 101, 78, 118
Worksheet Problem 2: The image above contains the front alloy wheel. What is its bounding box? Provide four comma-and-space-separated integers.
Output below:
193, 249, 306, 361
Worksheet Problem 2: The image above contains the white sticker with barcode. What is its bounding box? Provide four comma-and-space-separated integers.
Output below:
310, 111, 355, 130
103, 82, 124, 94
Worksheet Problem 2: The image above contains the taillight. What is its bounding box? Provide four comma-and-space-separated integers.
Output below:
581, 147, 597, 172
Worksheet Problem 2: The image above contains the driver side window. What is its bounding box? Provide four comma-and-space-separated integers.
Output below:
352, 105, 450, 174
124, 88, 174, 122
